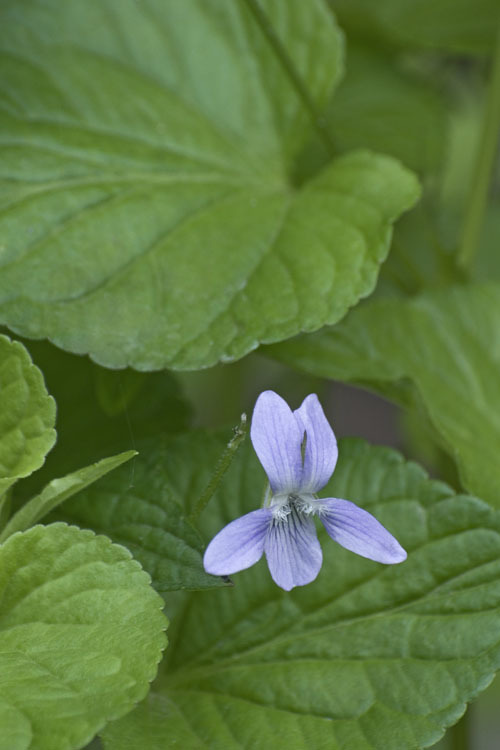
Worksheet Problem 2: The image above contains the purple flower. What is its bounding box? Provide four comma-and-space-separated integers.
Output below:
203, 391, 407, 591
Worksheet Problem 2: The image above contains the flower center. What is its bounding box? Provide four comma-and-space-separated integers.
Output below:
270, 492, 316, 521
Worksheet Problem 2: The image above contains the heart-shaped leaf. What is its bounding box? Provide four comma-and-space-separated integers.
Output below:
101, 433, 500, 748
0, 0, 418, 369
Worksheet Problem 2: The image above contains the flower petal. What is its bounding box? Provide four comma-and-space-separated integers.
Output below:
319, 498, 407, 564
294, 393, 337, 492
265, 507, 322, 591
203, 508, 272, 575
250, 390, 303, 493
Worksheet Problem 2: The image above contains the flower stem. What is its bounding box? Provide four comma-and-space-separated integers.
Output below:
241, 0, 336, 157
458, 18, 500, 270
188, 414, 248, 524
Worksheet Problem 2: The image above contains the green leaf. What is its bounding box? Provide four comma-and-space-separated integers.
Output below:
0, 335, 55, 496
0, 522, 167, 750
329, 45, 447, 175
13, 339, 191, 501
329, 0, 500, 55
102, 434, 500, 749
371, 75, 485, 298
53, 436, 229, 592
0, 0, 419, 370
269, 282, 500, 507
474, 201, 500, 282
0, 450, 136, 542
374, 202, 462, 298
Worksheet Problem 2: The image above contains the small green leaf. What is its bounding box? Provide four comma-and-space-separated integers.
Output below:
329, 0, 500, 55
0, 522, 167, 750
102, 434, 500, 749
0, 450, 136, 542
269, 282, 500, 507
0, 0, 419, 369
53, 436, 229, 592
0, 335, 55, 496
14, 339, 191, 502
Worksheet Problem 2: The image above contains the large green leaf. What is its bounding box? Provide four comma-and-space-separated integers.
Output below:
329, 0, 500, 55
0, 522, 167, 750
0, 335, 55, 496
53, 436, 229, 593
0, 0, 419, 370
102, 434, 500, 749
269, 283, 500, 507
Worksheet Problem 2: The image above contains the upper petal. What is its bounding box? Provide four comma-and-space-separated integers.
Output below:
250, 390, 303, 493
319, 498, 407, 564
264, 507, 322, 591
203, 508, 272, 576
294, 393, 337, 492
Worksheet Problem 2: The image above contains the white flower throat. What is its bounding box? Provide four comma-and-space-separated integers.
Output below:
266, 491, 318, 522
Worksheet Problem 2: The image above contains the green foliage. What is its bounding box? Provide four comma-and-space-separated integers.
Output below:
0, 335, 55, 497
0, 450, 136, 542
474, 203, 500, 281
329, 0, 500, 55
101, 435, 500, 749
0, 0, 418, 369
3, 0, 500, 745
54, 436, 229, 593
16, 341, 191, 500
328, 44, 448, 175
374, 202, 462, 298
0, 523, 167, 750
269, 283, 500, 507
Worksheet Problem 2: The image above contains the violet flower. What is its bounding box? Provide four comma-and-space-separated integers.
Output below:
203, 391, 406, 591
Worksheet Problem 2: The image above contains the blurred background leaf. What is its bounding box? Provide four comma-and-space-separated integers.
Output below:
268, 283, 500, 508
13, 338, 191, 501
328, 44, 448, 175
329, 0, 500, 55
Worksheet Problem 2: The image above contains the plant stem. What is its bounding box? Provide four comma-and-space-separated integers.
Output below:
188, 414, 248, 524
458, 19, 500, 270
242, 0, 336, 157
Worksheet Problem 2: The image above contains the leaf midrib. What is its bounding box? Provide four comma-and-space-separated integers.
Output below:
163, 526, 500, 683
